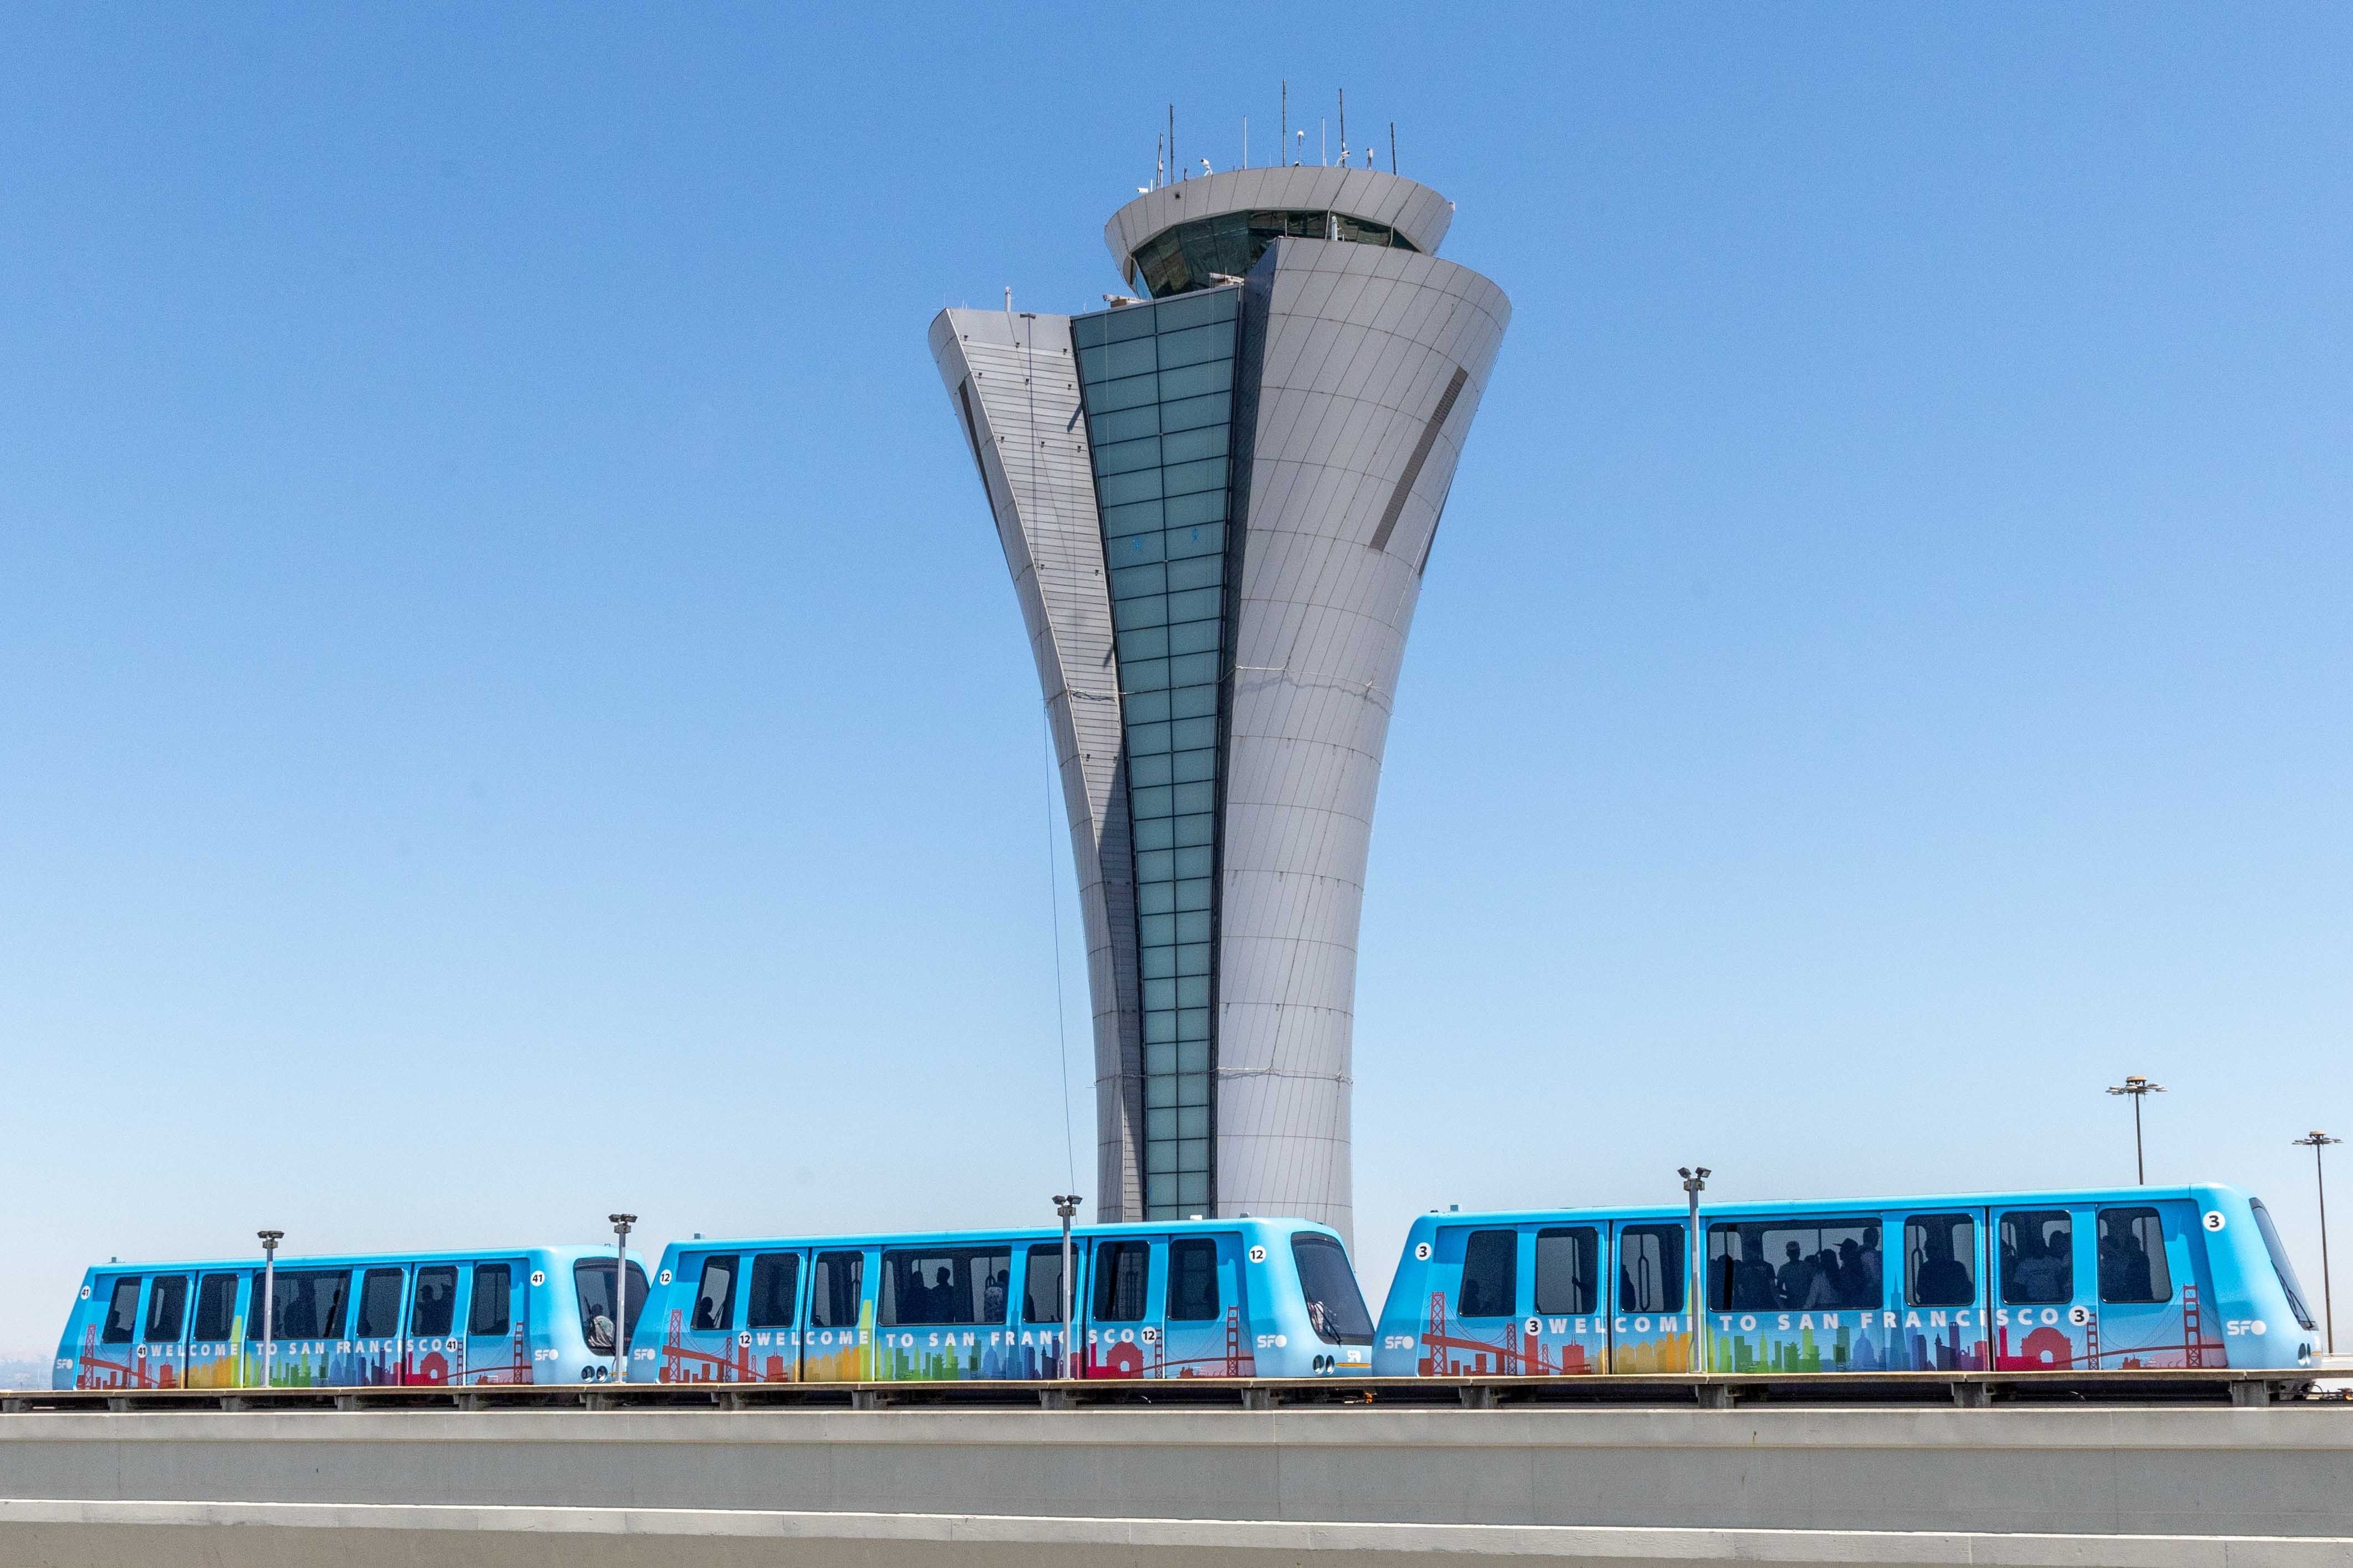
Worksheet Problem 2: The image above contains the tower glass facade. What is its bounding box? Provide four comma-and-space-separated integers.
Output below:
1071, 284, 1241, 1218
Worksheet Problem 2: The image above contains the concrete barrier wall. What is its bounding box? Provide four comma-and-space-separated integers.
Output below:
3, 1405, 2350, 1540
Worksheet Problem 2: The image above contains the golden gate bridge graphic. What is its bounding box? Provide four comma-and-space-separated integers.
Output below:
1414, 1294, 1595, 1377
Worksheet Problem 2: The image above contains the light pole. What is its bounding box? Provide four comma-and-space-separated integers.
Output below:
256, 1230, 283, 1390
2105, 1076, 2165, 1183
1053, 1194, 1082, 1378
2293, 1132, 2339, 1354
608, 1213, 636, 1384
1678, 1167, 1709, 1375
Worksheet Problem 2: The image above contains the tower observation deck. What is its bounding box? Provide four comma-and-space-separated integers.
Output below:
930, 166, 1510, 1242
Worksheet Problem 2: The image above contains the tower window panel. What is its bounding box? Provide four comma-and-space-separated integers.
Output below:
1176, 943, 1211, 976
1146, 1043, 1178, 1077
1096, 468, 1163, 507
1176, 976, 1210, 1008
1133, 818, 1173, 850
1144, 1013, 1176, 1044
1178, 1174, 1210, 1207
1167, 650, 1220, 685
1163, 524, 1224, 561
1141, 946, 1178, 980
1139, 912, 1178, 945
1173, 813, 1213, 847
1169, 686, 1218, 721
1128, 753, 1174, 790
1118, 627, 1170, 661
1155, 323, 1235, 370
1098, 337, 1158, 379
1071, 314, 1109, 349
1167, 620, 1221, 657
1177, 1008, 1210, 1040
1176, 1039, 1210, 1072
1089, 404, 1158, 443
1147, 1108, 1177, 1141
1126, 722, 1171, 754
1163, 490, 1226, 528
1137, 881, 1176, 914
1164, 556, 1221, 594
1154, 288, 1236, 330
1125, 689, 1171, 722
1103, 304, 1158, 341
1159, 424, 1229, 464
1165, 588, 1221, 622
1112, 595, 1169, 631
1160, 458, 1228, 499
1171, 747, 1216, 782
1175, 910, 1213, 943
1109, 564, 1166, 599
1091, 435, 1162, 476
1178, 1106, 1210, 1140
1130, 785, 1174, 819
1146, 1143, 1177, 1175
1160, 392, 1231, 434
1175, 878, 1213, 911
1158, 360, 1232, 400
1147, 1174, 1178, 1208
1143, 978, 1178, 1010
1176, 1140, 1211, 1173
1087, 371, 1159, 412
1101, 499, 1165, 538
1176, 1076, 1210, 1108
1116, 533, 1167, 566
1171, 780, 1216, 815
1170, 719, 1217, 752
1137, 850, 1176, 881
1122, 658, 1170, 692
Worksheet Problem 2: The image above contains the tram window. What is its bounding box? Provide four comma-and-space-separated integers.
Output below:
2249, 1199, 2318, 1330
1023, 1245, 1066, 1323
100, 1278, 140, 1344
1535, 1228, 1598, 1316
1093, 1240, 1152, 1322
1618, 1225, 1684, 1314
746, 1254, 799, 1330
691, 1256, 740, 1332
411, 1267, 457, 1337
142, 1275, 188, 1343
1291, 1233, 1375, 1344
1168, 1239, 1219, 1321
469, 1264, 511, 1337
809, 1252, 864, 1329
1904, 1215, 1977, 1307
2097, 1208, 2172, 1303
355, 1269, 404, 1338
1999, 1211, 2074, 1305
263, 1271, 350, 1340
192, 1274, 239, 1342
1456, 1229, 1517, 1319
572, 1260, 649, 1353
1707, 1219, 1882, 1311
880, 1247, 1013, 1326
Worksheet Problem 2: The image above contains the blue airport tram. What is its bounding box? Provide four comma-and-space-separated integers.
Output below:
1372, 1184, 2323, 1379
53, 1246, 647, 1391
629, 1218, 1373, 1385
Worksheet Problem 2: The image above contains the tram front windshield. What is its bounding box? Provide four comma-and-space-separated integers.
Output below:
574, 1260, 651, 1354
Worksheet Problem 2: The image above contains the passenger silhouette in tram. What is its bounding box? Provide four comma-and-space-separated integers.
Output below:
1731, 1247, 1776, 1310
1803, 1249, 1845, 1309
930, 1266, 958, 1322
1913, 1231, 1973, 1306
1836, 1238, 1875, 1306
1775, 1241, 1814, 1307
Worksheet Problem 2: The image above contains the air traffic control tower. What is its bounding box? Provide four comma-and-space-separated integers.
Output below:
930, 166, 1508, 1243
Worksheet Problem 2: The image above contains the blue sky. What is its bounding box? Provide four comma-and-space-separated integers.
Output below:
2, 4, 2348, 1356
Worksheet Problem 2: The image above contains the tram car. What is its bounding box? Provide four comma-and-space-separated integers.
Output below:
628, 1217, 1373, 1384
52, 1245, 648, 1391
1373, 1184, 2323, 1378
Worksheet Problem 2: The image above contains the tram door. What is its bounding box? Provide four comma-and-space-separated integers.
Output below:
1896, 1211, 1989, 1371
461, 1259, 529, 1385
139, 1274, 190, 1390
405, 1265, 462, 1385
1012, 1239, 1073, 1378
1158, 1234, 1251, 1377
1083, 1235, 1164, 1377
665, 1252, 747, 1384
348, 1265, 410, 1387
1608, 1221, 1693, 1372
2087, 1201, 2201, 1367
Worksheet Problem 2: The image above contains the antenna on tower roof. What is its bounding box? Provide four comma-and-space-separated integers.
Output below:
1281, 80, 1288, 166
1391, 121, 1398, 175
1338, 88, 1347, 166
1169, 104, 1176, 181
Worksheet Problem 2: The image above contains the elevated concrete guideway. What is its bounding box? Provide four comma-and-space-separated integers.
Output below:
5, 1403, 2349, 1565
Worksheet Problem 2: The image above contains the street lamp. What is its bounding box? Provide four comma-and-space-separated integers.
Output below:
256, 1230, 283, 1390
608, 1214, 636, 1385
1053, 1194, 1082, 1378
2293, 1132, 2339, 1354
2105, 1076, 2165, 1183
1678, 1167, 1710, 1375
